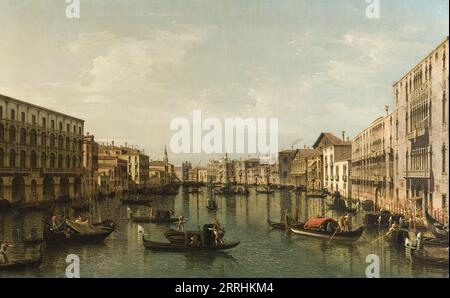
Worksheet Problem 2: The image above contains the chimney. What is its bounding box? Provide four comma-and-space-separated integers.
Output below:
112, 140, 115, 147
385, 105, 389, 116
341, 131, 345, 142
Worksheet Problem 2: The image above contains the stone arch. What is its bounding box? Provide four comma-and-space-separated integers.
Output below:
41, 132, 47, 147
43, 175, 55, 201
11, 176, 25, 202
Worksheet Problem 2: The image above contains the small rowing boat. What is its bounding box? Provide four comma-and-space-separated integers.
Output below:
411, 250, 449, 268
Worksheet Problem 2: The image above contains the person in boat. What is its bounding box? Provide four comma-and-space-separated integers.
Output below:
213, 217, 221, 231
213, 226, 224, 246
339, 215, 346, 232
177, 215, 185, 231
284, 209, 290, 229
355, 200, 360, 212
0, 243, 10, 264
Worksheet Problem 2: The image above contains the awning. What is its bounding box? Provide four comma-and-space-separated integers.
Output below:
304, 218, 337, 229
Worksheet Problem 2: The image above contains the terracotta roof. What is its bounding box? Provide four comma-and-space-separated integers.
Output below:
312, 132, 344, 148
293, 149, 321, 159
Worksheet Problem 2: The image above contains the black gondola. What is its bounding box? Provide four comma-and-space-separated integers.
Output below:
424, 209, 448, 239
143, 235, 239, 252
131, 215, 178, 223
164, 225, 225, 244
0, 255, 42, 271
385, 227, 418, 249
411, 250, 449, 268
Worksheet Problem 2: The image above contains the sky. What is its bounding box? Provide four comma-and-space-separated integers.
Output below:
0, 0, 448, 165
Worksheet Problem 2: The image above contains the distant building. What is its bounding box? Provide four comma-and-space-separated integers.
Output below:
83, 134, 99, 197
291, 149, 321, 189
98, 142, 149, 190
351, 113, 394, 207
278, 150, 296, 186
98, 155, 129, 193
323, 139, 352, 198
0, 93, 84, 203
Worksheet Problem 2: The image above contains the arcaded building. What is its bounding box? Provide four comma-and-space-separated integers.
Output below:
351, 112, 394, 208
0, 94, 84, 204
393, 37, 449, 220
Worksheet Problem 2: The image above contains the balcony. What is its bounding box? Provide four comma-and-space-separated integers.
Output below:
403, 170, 431, 179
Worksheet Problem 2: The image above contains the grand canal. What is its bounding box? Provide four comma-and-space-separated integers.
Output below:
0, 188, 448, 278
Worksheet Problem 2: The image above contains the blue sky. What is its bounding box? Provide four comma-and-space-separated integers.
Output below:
0, 0, 448, 164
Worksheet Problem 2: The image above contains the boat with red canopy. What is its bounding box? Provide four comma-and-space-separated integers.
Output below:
290, 218, 364, 242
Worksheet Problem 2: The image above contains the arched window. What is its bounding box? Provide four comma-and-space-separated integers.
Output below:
9, 149, 16, 167
20, 150, 26, 168
0, 148, 4, 167
50, 153, 55, 168
41, 152, 47, 168
20, 128, 27, 145
66, 155, 71, 169
41, 132, 47, 147
30, 129, 37, 146
58, 154, 63, 169
50, 134, 55, 148
0, 124, 4, 141
9, 126, 16, 143
58, 136, 64, 149
72, 156, 77, 169
30, 150, 37, 168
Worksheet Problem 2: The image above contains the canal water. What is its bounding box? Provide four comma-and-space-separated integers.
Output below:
0, 188, 448, 278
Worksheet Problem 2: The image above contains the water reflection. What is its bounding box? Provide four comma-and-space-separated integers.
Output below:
0, 187, 448, 278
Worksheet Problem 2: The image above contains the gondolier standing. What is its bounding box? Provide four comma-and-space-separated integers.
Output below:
177, 215, 185, 231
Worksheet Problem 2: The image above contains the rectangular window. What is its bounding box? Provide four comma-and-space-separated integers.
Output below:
32, 115, 36, 125
67, 123, 70, 132
51, 120, 55, 129
42, 117, 46, 128
21, 112, 25, 122
0, 106, 2, 118
78, 127, 82, 135
11, 109, 15, 120
59, 122, 62, 131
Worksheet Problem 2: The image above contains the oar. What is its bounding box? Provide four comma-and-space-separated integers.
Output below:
371, 229, 394, 244
328, 229, 339, 244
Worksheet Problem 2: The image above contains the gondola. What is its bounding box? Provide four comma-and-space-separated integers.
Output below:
290, 218, 364, 242
43, 218, 116, 243
130, 214, 178, 224
143, 235, 239, 252
424, 209, 448, 239
385, 227, 418, 249
266, 219, 302, 230
411, 250, 449, 268
164, 225, 225, 244
120, 197, 153, 205
0, 255, 42, 271
420, 236, 449, 248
